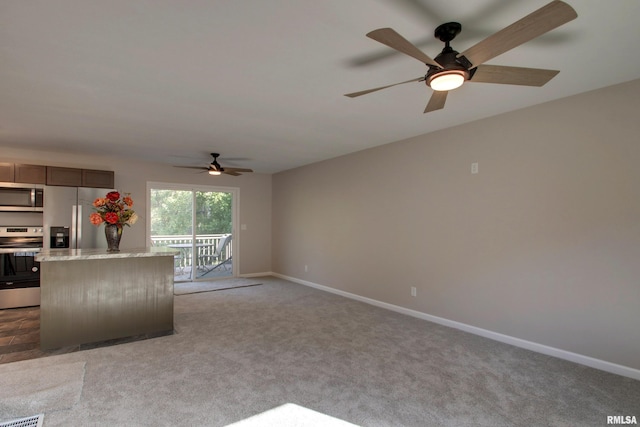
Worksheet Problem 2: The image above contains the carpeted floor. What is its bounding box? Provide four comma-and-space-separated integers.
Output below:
1, 361, 85, 417
0, 276, 638, 426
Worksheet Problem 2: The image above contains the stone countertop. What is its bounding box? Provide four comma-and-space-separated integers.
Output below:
35, 247, 179, 262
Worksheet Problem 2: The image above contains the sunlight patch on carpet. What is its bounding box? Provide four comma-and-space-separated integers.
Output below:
224, 403, 359, 427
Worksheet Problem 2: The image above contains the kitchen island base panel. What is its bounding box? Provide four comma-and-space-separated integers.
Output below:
40, 255, 174, 350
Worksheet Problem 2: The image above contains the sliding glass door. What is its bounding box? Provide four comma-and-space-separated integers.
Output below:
148, 183, 237, 282
193, 190, 233, 279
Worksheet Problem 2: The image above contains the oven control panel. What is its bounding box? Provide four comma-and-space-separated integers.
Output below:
0, 226, 44, 237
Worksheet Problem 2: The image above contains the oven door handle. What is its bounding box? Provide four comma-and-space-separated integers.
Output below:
0, 247, 42, 253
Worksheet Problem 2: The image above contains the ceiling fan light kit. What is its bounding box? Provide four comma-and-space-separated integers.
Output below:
428, 70, 467, 91
345, 0, 578, 113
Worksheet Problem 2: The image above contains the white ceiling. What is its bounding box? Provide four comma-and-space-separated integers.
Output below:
1, 0, 639, 174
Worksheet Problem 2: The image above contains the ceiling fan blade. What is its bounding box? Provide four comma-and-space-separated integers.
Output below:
347, 36, 435, 67
471, 64, 559, 86
174, 166, 209, 171
366, 28, 442, 68
223, 171, 242, 176
345, 77, 424, 98
224, 167, 253, 173
459, 1, 577, 67
424, 91, 447, 113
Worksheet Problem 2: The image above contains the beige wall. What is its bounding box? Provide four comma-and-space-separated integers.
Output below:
0, 149, 272, 276
272, 78, 640, 371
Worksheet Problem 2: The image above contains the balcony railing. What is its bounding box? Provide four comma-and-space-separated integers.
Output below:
150, 234, 232, 274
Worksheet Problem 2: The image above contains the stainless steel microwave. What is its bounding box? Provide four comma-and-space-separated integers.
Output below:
0, 183, 44, 211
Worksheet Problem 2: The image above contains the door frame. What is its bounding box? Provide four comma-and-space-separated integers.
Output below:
146, 181, 240, 279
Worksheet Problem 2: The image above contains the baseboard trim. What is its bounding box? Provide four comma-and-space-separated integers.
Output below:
239, 271, 273, 278
272, 273, 640, 381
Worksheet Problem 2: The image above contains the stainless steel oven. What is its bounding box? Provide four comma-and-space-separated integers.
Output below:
0, 226, 43, 309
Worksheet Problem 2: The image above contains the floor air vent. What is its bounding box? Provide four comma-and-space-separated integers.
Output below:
0, 415, 44, 427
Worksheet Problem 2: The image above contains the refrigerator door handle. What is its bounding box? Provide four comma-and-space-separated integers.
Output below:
76, 204, 82, 249
71, 204, 78, 249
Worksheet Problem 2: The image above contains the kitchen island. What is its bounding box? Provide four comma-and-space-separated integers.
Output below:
35, 247, 179, 350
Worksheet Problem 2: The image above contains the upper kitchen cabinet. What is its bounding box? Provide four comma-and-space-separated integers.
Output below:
15, 164, 47, 184
0, 163, 15, 182
46, 166, 114, 188
0, 163, 46, 184
82, 169, 114, 189
47, 166, 83, 186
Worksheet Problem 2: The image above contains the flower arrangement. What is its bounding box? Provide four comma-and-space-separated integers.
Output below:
90, 191, 138, 227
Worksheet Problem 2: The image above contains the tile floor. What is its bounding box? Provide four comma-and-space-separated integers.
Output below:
0, 306, 79, 364
0, 306, 173, 364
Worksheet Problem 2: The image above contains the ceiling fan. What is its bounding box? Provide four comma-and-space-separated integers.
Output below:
345, 0, 577, 113
175, 153, 253, 176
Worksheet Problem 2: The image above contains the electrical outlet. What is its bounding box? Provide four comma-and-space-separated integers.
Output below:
304, 265, 309, 272
471, 162, 479, 174
411, 287, 417, 297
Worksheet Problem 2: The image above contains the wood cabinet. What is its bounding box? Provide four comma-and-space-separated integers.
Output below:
0, 163, 47, 183
46, 166, 83, 186
0, 163, 15, 182
82, 169, 114, 189
14, 164, 47, 184
2, 163, 114, 188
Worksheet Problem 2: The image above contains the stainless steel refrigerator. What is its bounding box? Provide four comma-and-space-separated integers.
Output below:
43, 186, 115, 250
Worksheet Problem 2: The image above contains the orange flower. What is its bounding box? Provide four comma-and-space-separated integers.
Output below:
93, 198, 107, 207
89, 212, 104, 225
123, 196, 133, 207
